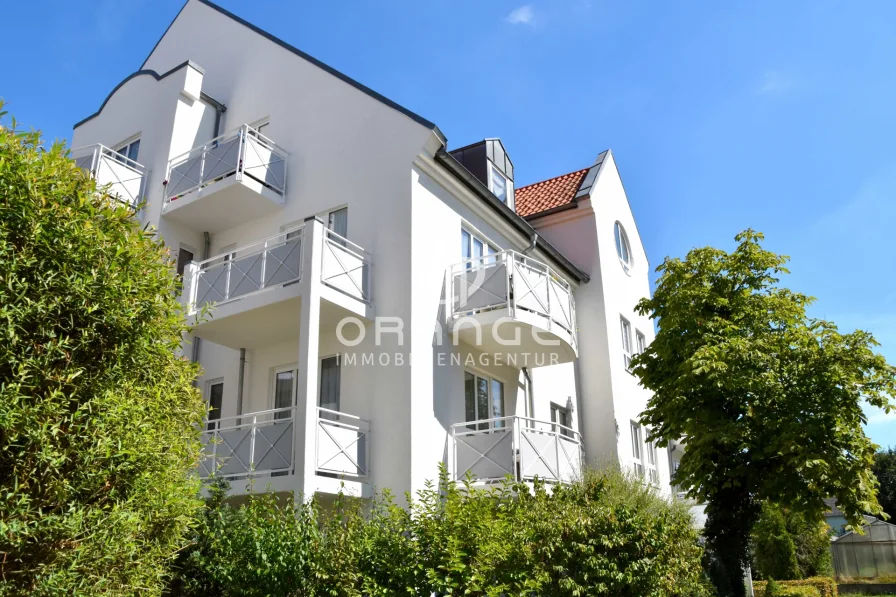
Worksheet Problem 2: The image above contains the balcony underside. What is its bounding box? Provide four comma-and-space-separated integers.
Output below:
452, 309, 577, 366
163, 175, 284, 233
193, 294, 367, 350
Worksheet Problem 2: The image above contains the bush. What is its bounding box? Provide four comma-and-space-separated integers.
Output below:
0, 104, 206, 594
171, 466, 714, 597
753, 577, 837, 597
752, 503, 833, 580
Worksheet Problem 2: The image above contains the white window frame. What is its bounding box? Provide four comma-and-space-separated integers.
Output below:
461, 226, 499, 267
111, 133, 141, 164
176, 243, 197, 278
620, 316, 633, 370
205, 378, 225, 430
464, 369, 507, 431
635, 330, 647, 356
248, 117, 270, 138
645, 435, 659, 486
318, 353, 342, 415
614, 221, 633, 274
630, 421, 644, 478
269, 363, 298, 412
550, 402, 573, 438
487, 161, 513, 208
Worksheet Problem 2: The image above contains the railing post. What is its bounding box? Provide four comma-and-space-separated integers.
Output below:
199, 143, 206, 195
260, 239, 268, 291
236, 126, 247, 183
506, 252, 514, 318
449, 424, 456, 481
249, 414, 258, 473
512, 417, 520, 482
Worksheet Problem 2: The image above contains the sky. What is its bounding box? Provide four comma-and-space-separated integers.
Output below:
3, 1, 895, 443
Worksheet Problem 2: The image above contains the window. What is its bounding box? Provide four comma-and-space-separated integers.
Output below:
206, 381, 224, 431
114, 138, 140, 164
489, 163, 509, 204
464, 372, 505, 430
319, 356, 341, 420
635, 330, 647, 356
614, 221, 632, 273
646, 439, 659, 485
248, 119, 270, 139
620, 317, 633, 370
176, 246, 195, 278
327, 207, 348, 239
272, 366, 296, 420
551, 403, 572, 438
461, 227, 498, 267
630, 421, 643, 477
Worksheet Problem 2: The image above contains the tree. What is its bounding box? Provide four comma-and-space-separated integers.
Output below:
872, 448, 896, 519
752, 502, 832, 580
0, 104, 206, 594
632, 230, 896, 597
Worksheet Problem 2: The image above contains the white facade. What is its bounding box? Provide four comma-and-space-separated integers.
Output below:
70, 0, 670, 501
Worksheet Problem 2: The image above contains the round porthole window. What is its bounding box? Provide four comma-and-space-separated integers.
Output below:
614, 221, 632, 273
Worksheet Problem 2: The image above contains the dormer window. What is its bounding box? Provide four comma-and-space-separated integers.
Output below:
489, 163, 509, 204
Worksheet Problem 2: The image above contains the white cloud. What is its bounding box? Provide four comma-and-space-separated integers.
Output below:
506, 4, 536, 26
757, 70, 793, 96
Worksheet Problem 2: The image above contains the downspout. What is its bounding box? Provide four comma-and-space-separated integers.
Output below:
236, 348, 246, 417
522, 232, 538, 255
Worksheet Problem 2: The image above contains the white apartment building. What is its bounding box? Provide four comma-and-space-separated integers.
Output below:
69, 0, 670, 502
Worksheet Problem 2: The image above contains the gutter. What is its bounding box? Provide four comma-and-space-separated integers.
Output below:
434, 148, 589, 284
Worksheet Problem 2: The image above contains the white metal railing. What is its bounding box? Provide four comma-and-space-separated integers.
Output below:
184, 226, 304, 314
316, 407, 369, 478
449, 250, 577, 348
451, 415, 583, 485
164, 124, 287, 205
71, 143, 147, 208
321, 229, 372, 303
199, 406, 296, 479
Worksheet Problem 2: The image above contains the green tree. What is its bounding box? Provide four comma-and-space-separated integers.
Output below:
632, 230, 896, 597
751, 502, 801, 580
872, 448, 896, 519
0, 104, 206, 595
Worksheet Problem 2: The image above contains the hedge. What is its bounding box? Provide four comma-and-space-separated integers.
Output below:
753, 577, 838, 597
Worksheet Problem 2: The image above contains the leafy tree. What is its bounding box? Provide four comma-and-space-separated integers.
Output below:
0, 104, 206, 594
751, 502, 801, 580
872, 448, 896, 519
632, 230, 896, 597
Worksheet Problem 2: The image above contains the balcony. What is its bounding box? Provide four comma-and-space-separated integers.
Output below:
450, 416, 583, 485
183, 223, 372, 347
199, 406, 369, 494
449, 251, 577, 365
162, 124, 287, 232
71, 144, 147, 208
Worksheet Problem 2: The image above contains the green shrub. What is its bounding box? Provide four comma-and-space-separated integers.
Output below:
753, 502, 833, 580
754, 577, 837, 597
0, 105, 205, 594
171, 465, 714, 597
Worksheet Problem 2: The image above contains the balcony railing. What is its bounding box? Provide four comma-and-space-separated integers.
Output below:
316, 407, 369, 479
200, 406, 296, 479
321, 229, 372, 304
451, 416, 583, 485
185, 226, 304, 314
164, 124, 287, 205
71, 144, 147, 208
450, 250, 577, 347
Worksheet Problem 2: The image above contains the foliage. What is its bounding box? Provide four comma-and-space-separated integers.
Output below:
0, 104, 206, 594
873, 448, 896, 520
632, 230, 896, 596
752, 502, 801, 580
171, 465, 714, 597
753, 577, 837, 597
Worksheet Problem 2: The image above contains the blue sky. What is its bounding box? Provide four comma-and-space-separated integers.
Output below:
3, 1, 895, 444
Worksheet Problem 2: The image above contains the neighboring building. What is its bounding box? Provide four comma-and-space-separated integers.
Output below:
69, 0, 669, 502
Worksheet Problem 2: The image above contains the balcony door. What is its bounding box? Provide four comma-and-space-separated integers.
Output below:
464, 371, 505, 431
273, 366, 296, 420
319, 356, 341, 420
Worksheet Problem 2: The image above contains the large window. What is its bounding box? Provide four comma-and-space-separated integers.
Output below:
464, 371, 505, 430
620, 316, 633, 370
272, 366, 296, 420
114, 137, 140, 164
614, 221, 632, 273
551, 403, 572, 438
461, 227, 498, 267
206, 380, 224, 431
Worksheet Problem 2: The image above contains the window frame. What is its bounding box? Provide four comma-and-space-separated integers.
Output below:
318, 353, 342, 417
614, 221, 633, 274
464, 369, 507, 431
630, 421, 644, 478
205, 378, 225, 431
270, 363, 298, 417
635, 330, 647, 356
620, 316, 633, 370
550, 402, 573, 438
487, 161, 512, 207
111, 134, 141, 165
461, 226, 499, 268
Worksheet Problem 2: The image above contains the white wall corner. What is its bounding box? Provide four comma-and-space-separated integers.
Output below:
181, 61, 205, 102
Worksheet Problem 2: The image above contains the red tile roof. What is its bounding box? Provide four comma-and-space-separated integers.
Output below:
515, 168, 589, 218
